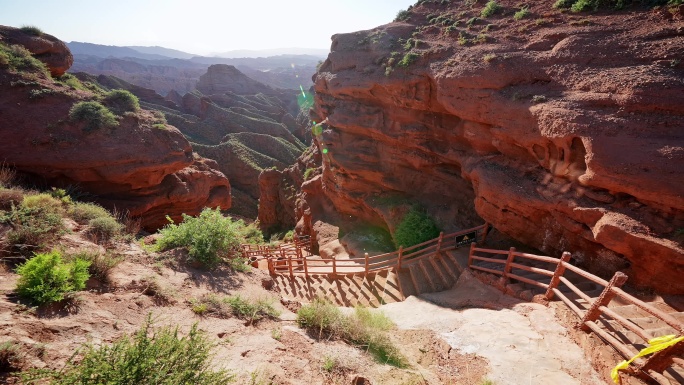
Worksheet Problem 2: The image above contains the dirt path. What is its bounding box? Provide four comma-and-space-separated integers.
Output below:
379, 271, 607, 385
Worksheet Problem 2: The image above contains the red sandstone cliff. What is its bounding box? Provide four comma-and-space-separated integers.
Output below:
300, 2, 683, 292
0, 26, 231, 229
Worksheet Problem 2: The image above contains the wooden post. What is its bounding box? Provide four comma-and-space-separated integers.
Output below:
481, 222, 491, 244
397, 246, 403, 269
545, 252, 571, 300
436, 231, 444, 254
332, 256, 337, 277
580, 271, 628, 331
364, 252, 369, 277
267, 257, 275, 275
468, 242, 476, 267
287, 255, 294, 279
303, 256, 308, 277
503, 247, 516, 282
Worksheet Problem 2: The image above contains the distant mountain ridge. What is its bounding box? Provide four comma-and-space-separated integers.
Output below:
68, 42, 322, 95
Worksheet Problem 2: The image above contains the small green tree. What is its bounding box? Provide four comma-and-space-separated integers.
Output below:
393, 206, 440, 248
15, 250, 90, 305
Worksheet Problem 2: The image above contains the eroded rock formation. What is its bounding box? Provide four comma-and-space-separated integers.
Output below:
301, 2, 684, 292
0, 26, 231, 229
0, 26, 73, 76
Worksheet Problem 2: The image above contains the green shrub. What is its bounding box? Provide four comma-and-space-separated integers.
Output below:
0, 341, 23, 372
68, 202, 112, 224
393, 206, 440, 248
69, 101, 118, 132
64, 249, 122, 283
481, 1, 502, 17
398, 52, 420, 67
239, 222, 263, 244
228, 257, 251, 273
15, 250, 90, 305
87, 216, 123, 243
226, 295, 280, 324
22, 315, 235, 384
103, 89, 140, 114
157, 207, 242, 268
514, 6, 530, 20
55, 73, 88, 91
0, 43, 49, 76
297, 300, 406, 367
20, 25, 43, 36
395, 9, 411, 22
1, 195, 66, 248
303, 167, 316, 181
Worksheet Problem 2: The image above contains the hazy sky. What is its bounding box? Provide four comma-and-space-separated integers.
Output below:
0, 0, 416, 55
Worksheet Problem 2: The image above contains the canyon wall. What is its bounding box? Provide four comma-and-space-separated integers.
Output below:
304, 1, 684, 292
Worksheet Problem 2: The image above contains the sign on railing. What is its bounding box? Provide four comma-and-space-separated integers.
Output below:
455, 231, 478, 247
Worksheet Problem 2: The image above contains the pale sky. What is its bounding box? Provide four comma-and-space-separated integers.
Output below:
0, 0, 416, 55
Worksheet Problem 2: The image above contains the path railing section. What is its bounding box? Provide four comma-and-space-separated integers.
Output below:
242, 224, 489, 278
468, 245, 684, 384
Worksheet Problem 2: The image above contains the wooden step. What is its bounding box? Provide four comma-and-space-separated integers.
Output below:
409, 264, 432, 294
397, 267, 417, 298
418, 260, 440, 292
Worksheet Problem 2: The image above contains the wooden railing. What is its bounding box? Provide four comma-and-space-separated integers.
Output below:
468, 245, 684, 384
244, 224, 489, 279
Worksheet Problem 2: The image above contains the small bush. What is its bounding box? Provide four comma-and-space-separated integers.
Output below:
55, 73, 87, 91
69, 101, 118, 132
395, 9, 411, 22
398, 52, 420, 67
64, 249, 122, 283
0, 163, 16, 187
481, 1, 502, 18
226, 295, 280, 324
15, 250, 90, 305
19, 25, 43, 36
514, 6, 530, 20
157, 207, 242, 268
483, 53, 497, 63
87, 216, 123, 243
1, 196, 66, 248
103, 89, 140, 115
393, 206, 440, 248
0, 43, 49, 76
0, 188, 24, 210
239, 222, 263, 245
228, 257, 251, 273
68, 202, 112, 224
297, 300, 407, 367
303, 167, 316, 181
0, 341, 23, 372
189, 294, 232, 318
22, 315, 235, 384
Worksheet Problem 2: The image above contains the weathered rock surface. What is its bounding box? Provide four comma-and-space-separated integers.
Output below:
306, 2, 684, 292
0, 29, 231, 229
0, 26, 73, 76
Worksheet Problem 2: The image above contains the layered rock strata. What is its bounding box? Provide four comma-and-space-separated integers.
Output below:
305, 2, 684, 292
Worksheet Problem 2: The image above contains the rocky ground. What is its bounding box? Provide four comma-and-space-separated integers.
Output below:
0, 221, 623, 384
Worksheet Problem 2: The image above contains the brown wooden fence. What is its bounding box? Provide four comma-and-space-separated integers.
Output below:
468, 245, 684, 384
242, 224, 489, 279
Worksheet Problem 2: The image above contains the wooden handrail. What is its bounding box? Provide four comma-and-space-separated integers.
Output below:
470, 255, 507, 264
472, 247, 510, 255
611, 287, 684, 334
561, 262, 610, 287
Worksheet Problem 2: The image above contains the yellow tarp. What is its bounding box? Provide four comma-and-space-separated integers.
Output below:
611, 334, 684, 384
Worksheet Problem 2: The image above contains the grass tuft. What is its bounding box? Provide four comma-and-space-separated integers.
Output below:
69, 101, 118, 132
15, 250, 90, 305
481, 1, 502, 18
21, 314, 235, 384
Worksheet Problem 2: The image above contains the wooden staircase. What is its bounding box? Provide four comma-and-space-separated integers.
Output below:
469, 246, 684, 385
272, 250, 466, 307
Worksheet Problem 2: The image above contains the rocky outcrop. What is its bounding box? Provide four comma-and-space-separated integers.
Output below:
197, 64, 276, 95
306, 2, 684, 292
0, 26, 73, 76
0, 30, 231, 229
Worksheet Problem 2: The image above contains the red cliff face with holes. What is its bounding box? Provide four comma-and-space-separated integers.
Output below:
310, 2, 684, 293
0, 26, 231, 229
